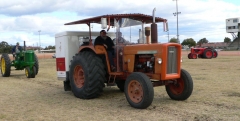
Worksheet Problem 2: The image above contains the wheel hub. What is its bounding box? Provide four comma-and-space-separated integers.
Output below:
128, 80, 143, 103
206, 51, 212, 58
74, 65, 85, 88
1, 58, 6, 73
25, 69, 28, 77
169, 79, 184, 95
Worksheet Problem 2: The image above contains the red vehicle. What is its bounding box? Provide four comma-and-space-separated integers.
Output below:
188, 47, 218, 59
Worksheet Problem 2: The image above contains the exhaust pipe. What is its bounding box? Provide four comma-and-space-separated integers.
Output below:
152, 8, 156, 23
151, 8, 158, 43
24, 41, 26, 51
145, 27, 151, 44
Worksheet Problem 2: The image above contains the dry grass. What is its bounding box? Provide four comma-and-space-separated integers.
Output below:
0, 51, 240, 121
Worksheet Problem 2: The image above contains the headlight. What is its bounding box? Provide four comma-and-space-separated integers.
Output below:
157, 58, 162, 64
181, 56, 183, 62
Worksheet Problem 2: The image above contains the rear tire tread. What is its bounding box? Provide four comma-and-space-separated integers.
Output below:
1, 53, 11, 77
69, 51, 105, 99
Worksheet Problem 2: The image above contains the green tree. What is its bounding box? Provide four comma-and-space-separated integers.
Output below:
169, 38, 178, 43
197, 38, 208, 46
224, 37, 231, 43
0, 41, 9, 47
0, 41, 12, 53
181, 38, 196, 48
44, 45, 56, 50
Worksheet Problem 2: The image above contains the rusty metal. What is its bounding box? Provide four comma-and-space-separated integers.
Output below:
151, 23, 158, 43
145, 27, 150, 44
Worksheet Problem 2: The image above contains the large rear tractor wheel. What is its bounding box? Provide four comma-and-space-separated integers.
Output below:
213, 50, 218, 58
69, 51, 105, 99
203, 49, 213, 59
165, 69, 193, 100
1, 53, 11, 77
124, 72, 154, 109
34, 54, 39, 75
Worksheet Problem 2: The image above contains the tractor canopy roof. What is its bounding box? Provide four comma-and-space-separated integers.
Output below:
64, 13, 167, 26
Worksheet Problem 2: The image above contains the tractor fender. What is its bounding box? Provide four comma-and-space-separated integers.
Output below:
78, 45, 111, 73
78, 45, 107, 54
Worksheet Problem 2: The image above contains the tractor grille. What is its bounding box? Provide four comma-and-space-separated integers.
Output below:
167, 46, 177, 74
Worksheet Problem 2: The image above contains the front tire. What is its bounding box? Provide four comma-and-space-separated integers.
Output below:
165, 69, 193, 100
25, 67, 31, 78
34, 54, 39, 75
124, 72, 154, 109
1, 53, 11, 77
187, 53, 192, 59
69, 51, 105, 99
31, 66, 36, 78
192, 54, 197, 59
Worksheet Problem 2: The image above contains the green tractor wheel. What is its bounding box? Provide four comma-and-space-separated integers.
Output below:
34, 54, 39, 75
31, 66, 36, 78
25, 67, 31, 78
1, 53, 11, 77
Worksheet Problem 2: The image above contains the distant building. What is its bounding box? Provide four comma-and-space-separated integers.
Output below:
197, 42, 230, 49
40, 49, 55, 53
226, 17, 240, 33
226, 17, 240, 50
24, 46, 55, 53
25, 46, 39, 50
228, 37, 240, 50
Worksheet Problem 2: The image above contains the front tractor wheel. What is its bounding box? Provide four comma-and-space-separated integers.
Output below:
34, 54, 39, 75
124, 72, 154, 109
69, 51, 105, 99
25, 67, 31, 78
165, 69, 193, 100
192, 54, 197, 59
31, 66, 36, 78
187, 53, 192, 59
1, 53, 11, 77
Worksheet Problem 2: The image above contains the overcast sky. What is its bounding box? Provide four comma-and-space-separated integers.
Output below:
0, 0, 239, 47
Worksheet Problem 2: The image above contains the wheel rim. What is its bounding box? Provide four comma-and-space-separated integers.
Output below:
192, 54, 197, 59
74, 65, 85, 88
25, 68, 28, 77
205, 50, 213, 58
1, 58, 6, 74
169, 79, 184, 95
213, 52, 217, 57
128, 80, 143, 103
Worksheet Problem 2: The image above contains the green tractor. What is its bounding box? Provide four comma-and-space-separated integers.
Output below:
1, 50, 39, 78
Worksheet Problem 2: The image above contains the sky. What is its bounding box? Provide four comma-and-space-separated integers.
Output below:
0, 0, 240, 48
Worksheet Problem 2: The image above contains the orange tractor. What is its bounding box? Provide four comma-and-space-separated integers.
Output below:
55, 9, 193, 109
188, 47, 218, 59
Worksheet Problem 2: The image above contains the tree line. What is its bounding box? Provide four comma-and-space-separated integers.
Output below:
0, 41, 55, 54
169, 37, 232, 48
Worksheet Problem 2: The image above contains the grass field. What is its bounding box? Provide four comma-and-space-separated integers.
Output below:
0, 51, 240, 121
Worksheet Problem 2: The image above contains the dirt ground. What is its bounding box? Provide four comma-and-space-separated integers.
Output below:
0, 51, 240, 121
